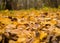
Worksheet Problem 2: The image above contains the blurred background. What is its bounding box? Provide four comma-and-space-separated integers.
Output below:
0, 0, 60, 10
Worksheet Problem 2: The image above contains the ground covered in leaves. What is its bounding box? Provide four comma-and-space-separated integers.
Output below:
0, 9, 60, 43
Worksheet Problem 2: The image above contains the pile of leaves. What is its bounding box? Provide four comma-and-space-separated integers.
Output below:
0, 9, 60, 43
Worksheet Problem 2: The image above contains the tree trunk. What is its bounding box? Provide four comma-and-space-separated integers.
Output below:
50, 0, 58, 8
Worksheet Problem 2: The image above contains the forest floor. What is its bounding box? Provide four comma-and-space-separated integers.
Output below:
0, 8, 60, 43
